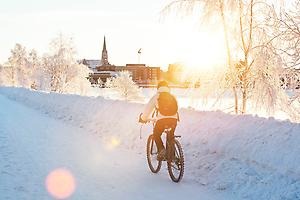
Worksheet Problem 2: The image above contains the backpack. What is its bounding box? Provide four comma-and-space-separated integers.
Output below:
157, 92, 178, 116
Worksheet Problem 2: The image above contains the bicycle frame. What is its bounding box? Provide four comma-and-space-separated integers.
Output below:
146, 121, 184, 182
156, 126, 180, 162
164, 129, 179, 161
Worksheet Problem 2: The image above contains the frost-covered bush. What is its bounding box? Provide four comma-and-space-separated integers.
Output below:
105, 71, 144, 101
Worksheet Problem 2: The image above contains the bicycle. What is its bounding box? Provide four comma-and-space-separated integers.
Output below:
146, 124, 184, 183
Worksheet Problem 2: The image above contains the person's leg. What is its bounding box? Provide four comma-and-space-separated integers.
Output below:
153, 119, 165, 152
166, 118, 177, 140
166, 119, 177, 160
153, 118, 177, 151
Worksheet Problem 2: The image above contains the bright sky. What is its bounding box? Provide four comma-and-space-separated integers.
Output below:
0, 0, 226, 70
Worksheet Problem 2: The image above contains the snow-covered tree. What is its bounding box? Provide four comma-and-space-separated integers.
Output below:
97, 78, 104, 88
0, 34, 92, 95
62, 63, 92, 95
271, 0, 300, 106
7, 43, 30, 87
1, 44, 40, 88
162, 0, 239, 112
27, 49, 40, 86
0, 65, 12, 86
276, 0, 300, 69
42, 34, 92, 94
104, 77, 114, 88
105, 71, 144, 101
163, 0, 293, 116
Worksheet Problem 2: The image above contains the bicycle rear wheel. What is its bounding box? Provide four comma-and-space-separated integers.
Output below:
146, 134, 162, 173
167, 139, 184, 182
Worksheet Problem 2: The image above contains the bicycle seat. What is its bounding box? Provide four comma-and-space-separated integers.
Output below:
164, 128, 172, 132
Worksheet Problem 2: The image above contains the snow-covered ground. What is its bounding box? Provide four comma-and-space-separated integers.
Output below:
0, 92, 230, 200
1, 87, 300, 199
90, 87, 237, 113
90, 87, 296, 121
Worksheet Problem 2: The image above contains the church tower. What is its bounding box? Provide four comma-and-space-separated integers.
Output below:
100, 36, 110, 66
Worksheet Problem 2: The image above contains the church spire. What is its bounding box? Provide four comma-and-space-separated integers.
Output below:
103, 36, 107, 52
101, 36, 110, 66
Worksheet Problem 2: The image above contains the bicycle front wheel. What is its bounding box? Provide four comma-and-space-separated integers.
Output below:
146, 134, 162, 173
167, 139, 184, 182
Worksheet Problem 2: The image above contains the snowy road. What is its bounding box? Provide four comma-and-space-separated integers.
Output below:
0, 94, 232, 200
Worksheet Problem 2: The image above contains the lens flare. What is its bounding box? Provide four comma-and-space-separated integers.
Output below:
45, 168, 76, 199
106, 136, 121, 150
111, 137, 120, 147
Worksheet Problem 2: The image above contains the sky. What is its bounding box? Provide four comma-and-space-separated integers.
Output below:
0, 0, 226, 70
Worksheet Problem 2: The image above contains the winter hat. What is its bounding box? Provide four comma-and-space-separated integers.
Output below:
157, 80, 169, 89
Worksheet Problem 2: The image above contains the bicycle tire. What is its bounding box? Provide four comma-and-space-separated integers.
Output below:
167, 139, 184, 182
146, 134, 162, 173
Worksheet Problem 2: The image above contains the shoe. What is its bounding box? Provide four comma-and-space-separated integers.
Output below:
157, 149, 166, 161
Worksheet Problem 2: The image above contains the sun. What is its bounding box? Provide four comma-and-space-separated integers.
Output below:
164, 17, 227, 72
181, 31, 227, 72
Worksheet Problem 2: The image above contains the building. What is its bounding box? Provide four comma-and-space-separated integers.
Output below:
100, 36, 110, 66
82, 36, 161, 86
80, 59, 100, 72
118, 64, 160, 84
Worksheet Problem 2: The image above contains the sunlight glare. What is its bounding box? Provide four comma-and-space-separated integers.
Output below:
163, 16, 227, 72
182, 31, 226, 72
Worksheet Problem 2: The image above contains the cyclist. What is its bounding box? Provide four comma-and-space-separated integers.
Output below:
139, 81, 179, 160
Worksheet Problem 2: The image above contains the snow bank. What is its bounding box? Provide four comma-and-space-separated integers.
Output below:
1, 87, 300, 199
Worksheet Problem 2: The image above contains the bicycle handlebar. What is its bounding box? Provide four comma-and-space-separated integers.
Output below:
146, 118, 157, 123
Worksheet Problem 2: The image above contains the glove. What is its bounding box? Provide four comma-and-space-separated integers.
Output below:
139, 113, 147, 124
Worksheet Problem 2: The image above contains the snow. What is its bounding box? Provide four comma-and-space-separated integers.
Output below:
1, 87, 300, 199
0, 88, 231, 200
